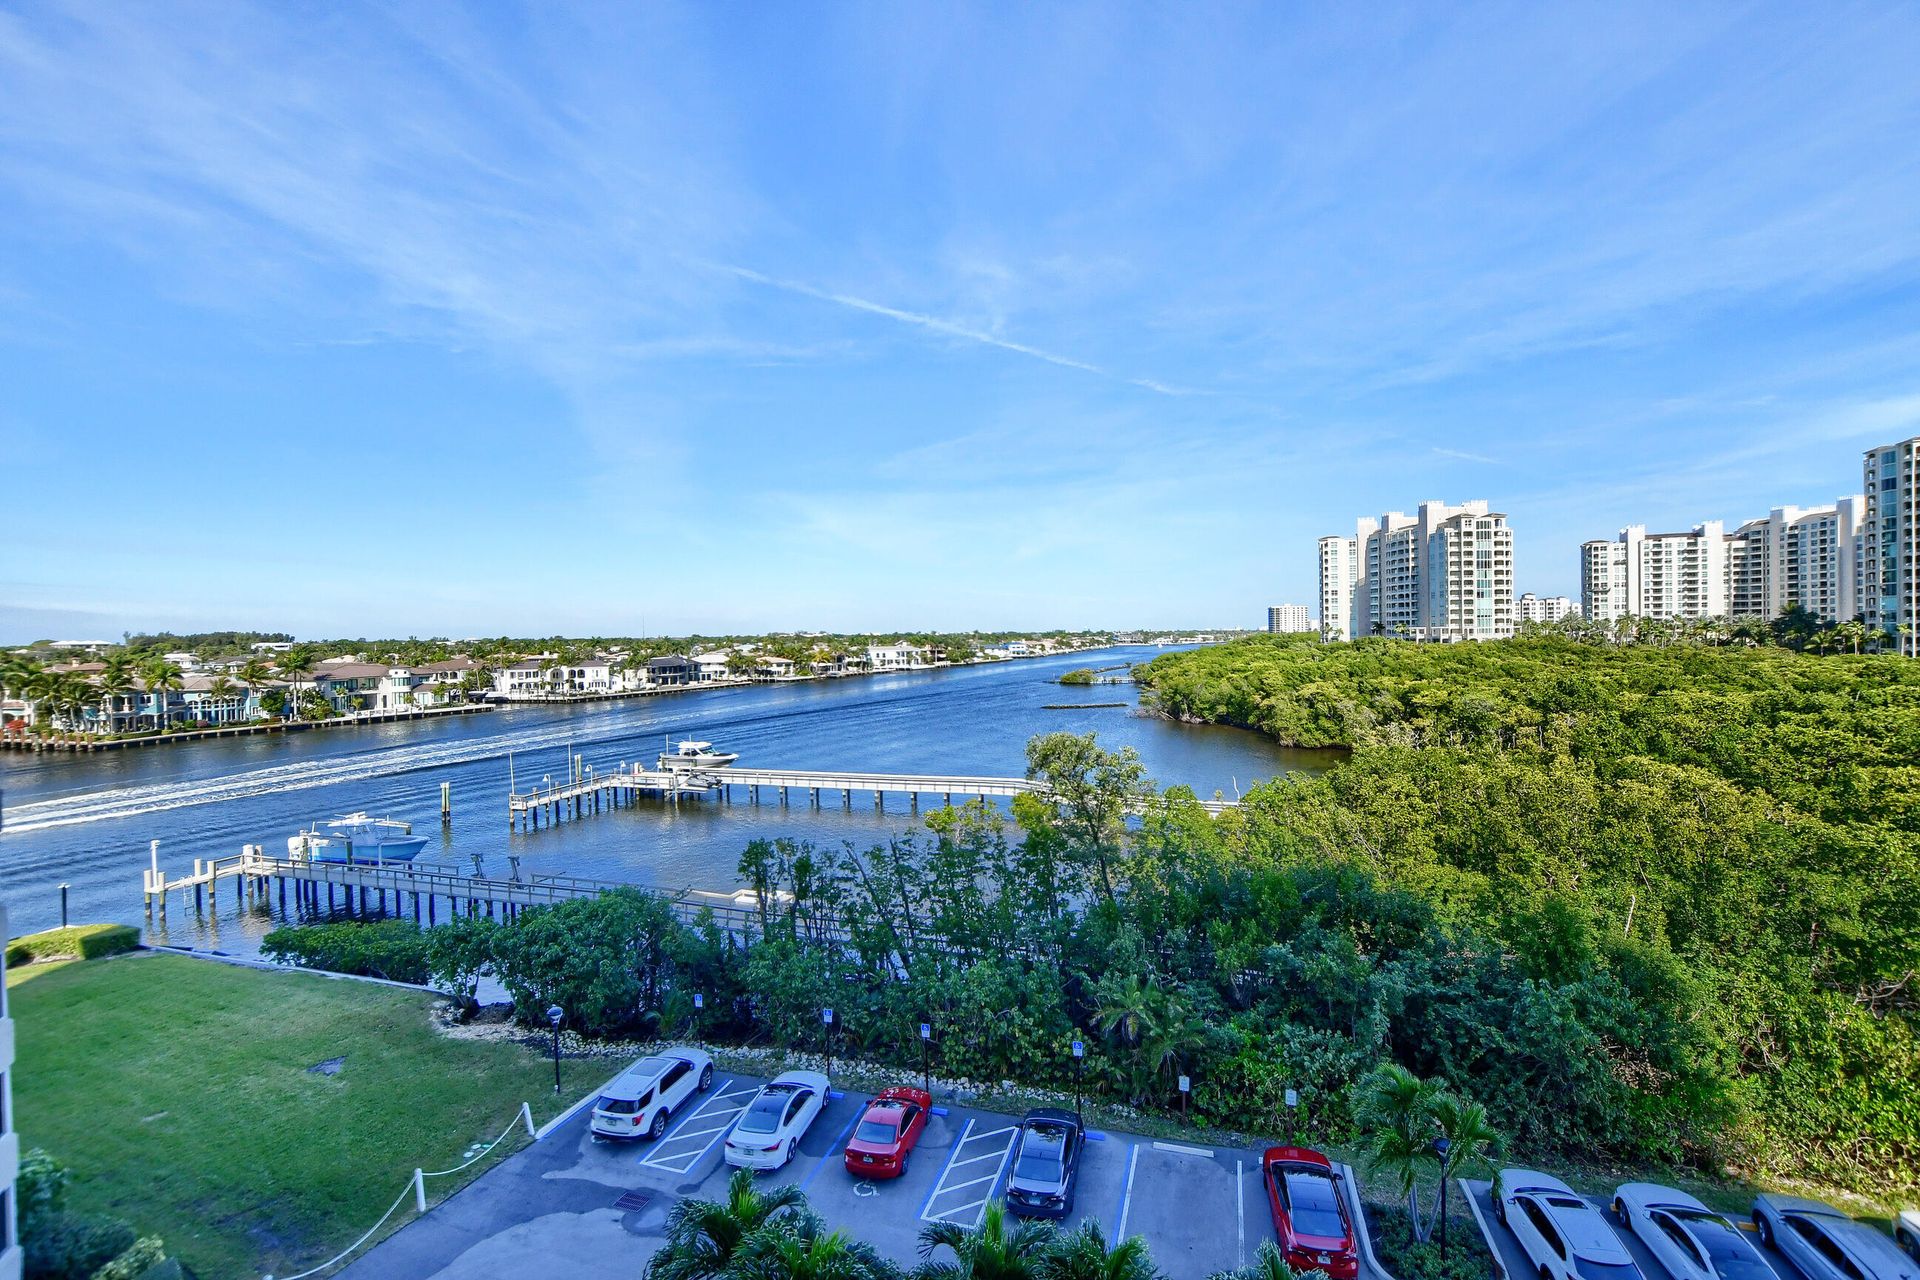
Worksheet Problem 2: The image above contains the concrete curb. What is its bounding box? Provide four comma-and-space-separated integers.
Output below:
1463, 1179, 1507, 1280
1337, 1162, 1402, 1280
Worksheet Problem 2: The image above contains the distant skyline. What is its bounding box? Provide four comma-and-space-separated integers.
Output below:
4, 3, 1920, 642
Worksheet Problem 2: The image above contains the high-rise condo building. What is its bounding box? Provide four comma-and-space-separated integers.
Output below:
1724, 500, 1863, 623
1864, 437, 1920, 654
1581, 523, 1728, 622
1266, 604, 1314, 634
1517, 593, 1576, 624
1321, 501, 1515, 642
1316, 535, 1358, 641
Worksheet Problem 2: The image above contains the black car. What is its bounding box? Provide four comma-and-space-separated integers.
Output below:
1006, 1108, 1084, 1219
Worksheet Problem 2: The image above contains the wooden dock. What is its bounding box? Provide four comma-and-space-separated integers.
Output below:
139, 840, 780, 933
505, 763, 1239, 831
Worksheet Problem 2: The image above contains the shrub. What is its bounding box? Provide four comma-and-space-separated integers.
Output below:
260, 919, 432, 984
5, 924, 140, 968
24, 1212, 138, 1280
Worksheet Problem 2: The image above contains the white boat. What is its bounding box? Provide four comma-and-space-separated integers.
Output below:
287, 814, 428, 864
656, 738, 739, 772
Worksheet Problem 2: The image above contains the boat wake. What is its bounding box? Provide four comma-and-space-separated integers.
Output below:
0, 723, 609, 834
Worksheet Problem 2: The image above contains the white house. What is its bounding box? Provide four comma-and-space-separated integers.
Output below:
692, 651, 736, 683
865, 643, 924, 671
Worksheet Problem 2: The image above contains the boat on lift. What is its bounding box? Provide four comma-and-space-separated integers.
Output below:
656, 738, 739, 772
287, 813, 429, 864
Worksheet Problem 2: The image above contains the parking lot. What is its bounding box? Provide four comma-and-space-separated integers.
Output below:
1461, 1179, 1801, 1280
343, 1065, 1358, 1279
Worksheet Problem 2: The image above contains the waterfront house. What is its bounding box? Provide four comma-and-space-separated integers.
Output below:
865, 642, 925, 671
647, 655, 693, 686
692, 651, 736, 683
415, 656, 481, 689
491, 660, 548, 699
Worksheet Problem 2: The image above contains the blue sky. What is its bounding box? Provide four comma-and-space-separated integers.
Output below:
3, 2, 1919, 641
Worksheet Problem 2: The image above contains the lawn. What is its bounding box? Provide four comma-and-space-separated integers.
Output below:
7, 953, 571, 1280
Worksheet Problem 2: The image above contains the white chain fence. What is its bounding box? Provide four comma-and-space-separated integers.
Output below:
263, 1101, 536, 1280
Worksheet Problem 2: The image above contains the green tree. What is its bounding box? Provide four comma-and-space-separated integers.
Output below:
647, 1168, 810, 1280
917, 1202, 1056, 1280
1022, 733, 1152, 908
1040, 1222, 1162, 1280
138, 658, 184, 729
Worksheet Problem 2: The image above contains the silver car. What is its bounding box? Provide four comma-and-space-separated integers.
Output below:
1897, 1212, 1918, 1263
1753, 1194, 1918, 1280
1612, 1184, 1772, 1280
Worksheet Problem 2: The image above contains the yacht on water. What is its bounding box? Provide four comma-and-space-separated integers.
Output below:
656, 739, 740, 772
288, 814, 429, 865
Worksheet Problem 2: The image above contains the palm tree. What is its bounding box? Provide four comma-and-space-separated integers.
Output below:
275, 646, 319, 715
732, 1218, 901, 1280
207, 675, 240, 724
139, 658, 184, 730
97, 654, 137, 731
1355, 1063, 1442, 1241
918, 1202, 1057, 1280
1040, 1221, 1162, 1280
1206, 1242, 1297, 1280
237, 658, 274, 693
647, 1168, 810, 1280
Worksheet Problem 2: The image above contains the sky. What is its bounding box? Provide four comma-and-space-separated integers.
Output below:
3, 2, 1920, 641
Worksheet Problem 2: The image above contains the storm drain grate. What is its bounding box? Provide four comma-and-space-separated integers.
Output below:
614, 1191, 654, 1213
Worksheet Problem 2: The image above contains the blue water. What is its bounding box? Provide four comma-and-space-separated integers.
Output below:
0, 647, 1320, 951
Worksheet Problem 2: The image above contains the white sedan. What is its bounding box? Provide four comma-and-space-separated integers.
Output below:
1494, 1168, 1643, 1280
723, 1070, 830, 1171
1613, 1183, 1774, 1280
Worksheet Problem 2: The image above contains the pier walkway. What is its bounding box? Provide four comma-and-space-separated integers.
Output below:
505, 764, 1239, 831
140, 841, 782, 934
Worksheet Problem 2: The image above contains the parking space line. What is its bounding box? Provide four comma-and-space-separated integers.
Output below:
1112, 1143, 1142, 1246
940, 1172, 1002, 1195
1152, 1140, 1214, 1157
638, 1082, 756, 1172
917, 1118, 977, 1219
948, 1148, 1012, 1169
920, 1118, 1019, 1227
800, 1105, 867, 1191
1237, 1158, 1246, 1267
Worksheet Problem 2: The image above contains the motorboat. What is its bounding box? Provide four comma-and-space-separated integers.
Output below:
656, 739, 739, 772
287, 813, 428, 864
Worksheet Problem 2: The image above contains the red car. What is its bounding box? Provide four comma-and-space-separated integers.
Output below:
843, 1086, 933, 1178
1264, 1146, 1358, 1280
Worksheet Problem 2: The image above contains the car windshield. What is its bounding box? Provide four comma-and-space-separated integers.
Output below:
737, 1094, 788, 1135
1282, 1167, 1346, 1238
1575, 1260, 1640, 1280
854, 1119, 898, 1146
1014, 1125, 1069, 1182
598, 1096, 639, 1115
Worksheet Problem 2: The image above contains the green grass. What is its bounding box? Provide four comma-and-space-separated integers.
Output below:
8, 953, 572, 1280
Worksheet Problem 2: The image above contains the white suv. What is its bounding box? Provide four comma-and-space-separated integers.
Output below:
1495, 1169, 1644, 1280
590, 1048, 714, 1142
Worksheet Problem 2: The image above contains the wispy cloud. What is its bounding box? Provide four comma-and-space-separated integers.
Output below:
711, 262, 1191, 396
1431, 446, 1501, 465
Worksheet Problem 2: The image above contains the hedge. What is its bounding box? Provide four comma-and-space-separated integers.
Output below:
6, 924, 141, 968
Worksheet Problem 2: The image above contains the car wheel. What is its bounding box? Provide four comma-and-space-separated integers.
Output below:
650, 1110, 668, 1140
699, 1064, 714, 1091
1615, 1200, 1631, 1230
784, 1139, 796, 1167
1754, 1213, 1773, 1248
899, 1153, 909, 1177
1496, 1197, 1508, 1227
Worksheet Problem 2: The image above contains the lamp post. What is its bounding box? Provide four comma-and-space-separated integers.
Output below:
1432, 1133, 1453, 1258
920, 1022, 933, 1095
58, 882, 70, 928
1071, 1039, 1085, 1124
546, 1004, 564, 1095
